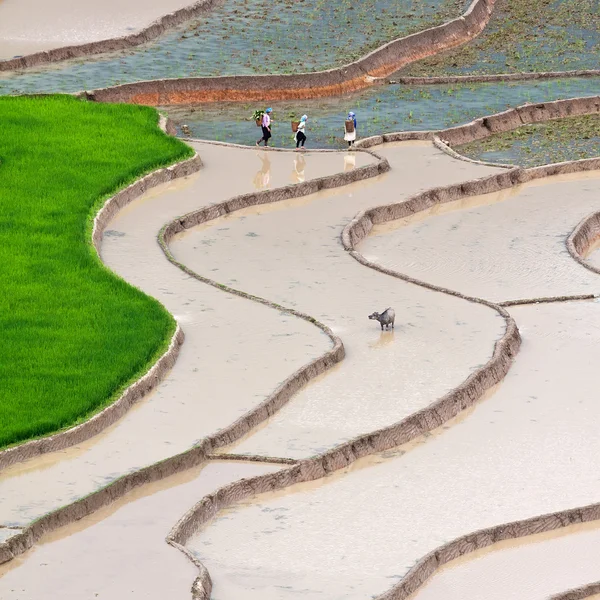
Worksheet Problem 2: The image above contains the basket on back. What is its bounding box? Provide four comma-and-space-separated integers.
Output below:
291, 121, 300, 132
345, 119, 355, 133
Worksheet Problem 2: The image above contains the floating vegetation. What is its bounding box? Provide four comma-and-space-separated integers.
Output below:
457, 113, 600, 167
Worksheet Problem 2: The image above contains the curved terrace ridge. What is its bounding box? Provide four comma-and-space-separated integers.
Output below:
168, 121, 600, 596
82, 0, 495, 105
0, 114, 201, 470
4, 99, 600, 597
0, 136, 516, 572
0, 0, 220, 72
550, 583, 600, 600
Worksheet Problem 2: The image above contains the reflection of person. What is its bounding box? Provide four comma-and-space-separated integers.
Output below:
292, 154, 306, 183
295, 114, 307, 150
253, 152, 271, 189
256, 107, 273, 147
344, 153, 356, 172
344, 111, 357, 146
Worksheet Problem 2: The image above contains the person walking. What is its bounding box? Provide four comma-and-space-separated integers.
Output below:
344, 111, 357, 146
256, 107, 273, 146
295, 114, 307, 150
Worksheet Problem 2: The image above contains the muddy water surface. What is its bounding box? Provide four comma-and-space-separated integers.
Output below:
0, 461, 279, 599
189, 301, 600, 600
0, 145, 362, 525
410, 521, 600, 600
0, 0, 194, 59
171, 143, 505, 459
362, 171, 600, 302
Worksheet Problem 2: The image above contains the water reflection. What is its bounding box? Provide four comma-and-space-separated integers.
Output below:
369, 329, 395, 348
253, 152, 271, 190
291, 154, 306, 183
344, 153, 356, 172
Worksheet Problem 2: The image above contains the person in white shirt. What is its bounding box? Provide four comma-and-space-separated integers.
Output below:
295, 114, 307, 150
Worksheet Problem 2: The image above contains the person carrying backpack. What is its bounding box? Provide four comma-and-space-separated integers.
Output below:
256, 107, 273, 146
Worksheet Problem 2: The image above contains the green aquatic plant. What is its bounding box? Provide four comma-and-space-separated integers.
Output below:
457, 113, 600, 167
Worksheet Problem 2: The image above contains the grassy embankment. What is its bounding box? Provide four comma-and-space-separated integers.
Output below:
0, 95, 193, 448
456, 114, 600, 167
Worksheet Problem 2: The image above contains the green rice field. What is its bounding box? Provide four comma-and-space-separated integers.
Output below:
0, 95, 193, 448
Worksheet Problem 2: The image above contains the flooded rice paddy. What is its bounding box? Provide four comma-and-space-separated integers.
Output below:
456, 114, 600, 167
164, 78, 600, 149
0, 0, 466, 80
190, 300, 600, 600
170, 143, 505, 459
0, 461, 279, 600
362, 171, 600, 302
409, 520, 600, 600
0, 144, 362, 525
403, 0, 600, 76
0, 0, 195, 60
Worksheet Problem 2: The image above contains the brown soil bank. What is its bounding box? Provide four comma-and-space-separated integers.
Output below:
82, 0, 494, 105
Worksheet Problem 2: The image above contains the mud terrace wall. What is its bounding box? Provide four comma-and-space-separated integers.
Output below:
4, 102, 600, 595
568, 212, 600, 276
167, 142, 600, 599
551, 582, 600, 600
83, 0, 494, 105
377, 504, 600, 600
0, 148, 202, 471
437, 95, 600, 147
391, 69, 600, 86
0, 0, 221, 72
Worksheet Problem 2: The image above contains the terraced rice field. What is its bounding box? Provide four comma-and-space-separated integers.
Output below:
4, 0, 600, 599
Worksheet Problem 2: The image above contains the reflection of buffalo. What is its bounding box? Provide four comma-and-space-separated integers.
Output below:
368, 307, 395, 330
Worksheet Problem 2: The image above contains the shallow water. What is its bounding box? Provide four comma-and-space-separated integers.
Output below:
0, 145, 363, 526
410, 521, 600, 600
190, 301, 600, 600
162, 79, 600, 149
0, 461, 279, 599
362, 171, 600, 302
0, 0, 465, 82
171, 143, 505, 459
0, 0, 195, 59
403, 0, 600, 75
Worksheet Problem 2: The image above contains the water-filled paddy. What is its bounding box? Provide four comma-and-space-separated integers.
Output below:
190, 301, 600, 600
361, 170, 600, 302
410, 520, 600, 600
0, 0, 465, 86
163, 78, 600, 149
0, 0, 195, 60
0, 461, 279, 600
170, 143, 505, 459
403, 0, 600, 76
456, 114, 600, 167
0, 143, 356, 525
